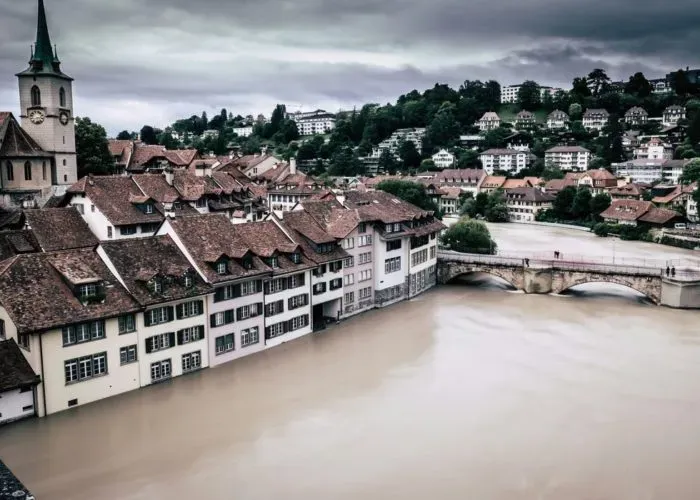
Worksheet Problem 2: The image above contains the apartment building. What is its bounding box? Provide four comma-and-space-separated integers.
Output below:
434, 169, 486, 196
612, 159, 666, 184
500, 84, 564, 104
624, 106, 649, 126
633, 137, 674, 160
505, 188, 555, 223
159, 215, 269, 366
547, 110, 570, 130
582, 109, 610, 131
233, 126, 253, 138
290, 110, 336, 136
99, 236, 212, 386
514, 110, 536, 130
544, 146, 591, 171
477, 112, 501, 132
479, 149, 529, 174
438, 186, 462, 215
431, 149, 455, 169
662, 105, 685, 127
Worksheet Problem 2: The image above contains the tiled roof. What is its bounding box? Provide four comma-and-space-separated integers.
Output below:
283, 210, 337, 245
608, 183, 645, 197
24, 207, 99, 252
0, 112, 50, 158
625, 106, 648, 116
108, 140, 132, 157
0, 250, 140, 334
600, 200, 653, 222
584, 169, 616, 181
343, 190, 434, 223
132, 174, 180, 203
480, 176, 507, 189
439, 186, 462, 199
548, 110, 569, 119
210, 171, 242, 195
544, 178, 577, 191
584, 108, 610, 117
505, 187, 555, 202
0, 339, 39, 392
516, 110, 535, 119
0, 230, 40, 261
652, 185, 685, 204
100, 235, 212, 306
434, 169, 485, 184
502, 179, 530, 190
479, 112, 501, 121
0, 459, 35, 500
481, 148, 523, 156
67, 176, 165, 226
523, 176, 544, 186
638, 207, 681, 225
546, 145, 591, 153
172, 171, 220, 201
167, 214, 272, 284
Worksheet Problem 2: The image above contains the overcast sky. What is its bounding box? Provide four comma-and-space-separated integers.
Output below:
0, 0, 698, 135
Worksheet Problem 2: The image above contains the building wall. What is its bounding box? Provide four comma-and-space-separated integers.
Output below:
341, 227, 376, 318
69, 193, 157, 241
264, 271, 313, 348
374, 231, 408, 307
139, 299, 210, 386
408, 234, 438, 298
0, 158, 53, 192
208, 281, 266, 367
0, 387, 35, 424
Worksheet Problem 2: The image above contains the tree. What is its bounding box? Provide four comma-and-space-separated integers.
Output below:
542, 165, 564, 180
75, 117, 115, 177
484, 191, 509, 222
590, 193, 612, 217
571, 77, 591, 99
517, 80, 541, 111
688, 113, 700, 147
587, 68, 611, 97
669, 69, 694, 96
425, 105, 460, 149
158, 132, 179, 150
139, 125, 158, 145
483, 127, 512, 149
568, 103, 583, 119
378, 149, 399, 175
376, 179, 440, 215
570, 188, 592, 219
624, 72, 653, 98
116, 130, 132, 140
553, 186, 577, 219
456, 149, 481, 169
440, 217, 497, 254
398, 140, 421, 169
328, 146, 363, 176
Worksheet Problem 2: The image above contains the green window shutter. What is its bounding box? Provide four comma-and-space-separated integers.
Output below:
144, 311, 152, 327
168, 332, 176, 347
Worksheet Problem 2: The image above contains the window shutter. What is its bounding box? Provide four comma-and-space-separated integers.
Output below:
255, 280, 262, 293
264, 281, 270, 294
176, 304, 183, 319
233, 284, 242, 298
144, 311, 152, 327
304, 294, 309, 306
265, 326, 271, 339
167, 306, 175, 322
195, 300, 203, 315
214, 288, 224, 303
177, 330, 183, 345
169, 332, 176, 348
277, 300, 284, 313
225, 310, 235, 324
236, 307, 242, 321
282, 279, 288, 291
210, 315, 217, 328
145, 338, 153, 354
285, 320, 291, 333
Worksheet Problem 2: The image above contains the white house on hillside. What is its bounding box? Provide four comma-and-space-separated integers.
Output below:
431, 149, 455, 169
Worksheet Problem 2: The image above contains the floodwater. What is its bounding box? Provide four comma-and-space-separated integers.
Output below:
2, 224, 700, 500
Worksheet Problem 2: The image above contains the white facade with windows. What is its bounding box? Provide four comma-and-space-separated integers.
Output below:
407, 233, 438, 298
374, 226, 409, 307
479, 149, 529, 174
0, 386, 35, 424
233, 126, 253, 138
291, 110, 336, 136
263, 271, 313, 348
544, 146, 591, 171
500, 85, 564, 104
431, 149, 455, 169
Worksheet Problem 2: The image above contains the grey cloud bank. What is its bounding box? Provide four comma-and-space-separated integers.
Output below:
0, 0, 697, 134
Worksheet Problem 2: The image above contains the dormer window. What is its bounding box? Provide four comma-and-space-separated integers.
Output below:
217, 261, 228, 275
290, 253, 301, 264
268, 256, 279, 269
184, 275, 193, 288
145, 204, 154, 214
79, 283, 98, 299
242, 256, 254, 270
153, 280, 163, 294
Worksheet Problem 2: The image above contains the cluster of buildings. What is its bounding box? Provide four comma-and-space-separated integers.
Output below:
361, 128, 426, 174
500, 84, 564, 104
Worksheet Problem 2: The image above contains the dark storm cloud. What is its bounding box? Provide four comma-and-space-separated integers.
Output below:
0, 0, 697, 132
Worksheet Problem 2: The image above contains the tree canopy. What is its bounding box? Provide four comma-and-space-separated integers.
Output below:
440, 217, 497, 254
75, 117, 115, 177
376, 179, 441, 216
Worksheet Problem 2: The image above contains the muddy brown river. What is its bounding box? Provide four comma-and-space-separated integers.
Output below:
2, 224, 700, 500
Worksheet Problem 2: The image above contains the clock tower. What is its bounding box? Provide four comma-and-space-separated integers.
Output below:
16, 0, 77, 189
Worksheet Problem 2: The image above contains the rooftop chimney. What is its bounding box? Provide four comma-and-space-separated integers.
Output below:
164, 168, 174, 186
290, 157, 297, 175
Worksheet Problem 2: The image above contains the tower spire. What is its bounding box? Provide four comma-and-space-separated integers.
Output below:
31, 0, 58, 69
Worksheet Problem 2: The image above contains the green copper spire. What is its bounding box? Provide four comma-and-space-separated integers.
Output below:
32, 0, 57, 68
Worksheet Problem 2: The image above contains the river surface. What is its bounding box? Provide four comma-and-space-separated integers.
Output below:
3, 224, 700, 500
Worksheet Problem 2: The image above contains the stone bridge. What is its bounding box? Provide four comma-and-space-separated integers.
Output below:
437, 251, 700, 307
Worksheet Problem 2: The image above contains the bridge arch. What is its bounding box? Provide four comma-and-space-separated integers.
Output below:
552, 274, 661, 304
441, 263, 524, 290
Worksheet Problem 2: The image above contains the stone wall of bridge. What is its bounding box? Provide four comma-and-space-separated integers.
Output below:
551, 270, 662, 303
439, 262, 525, 290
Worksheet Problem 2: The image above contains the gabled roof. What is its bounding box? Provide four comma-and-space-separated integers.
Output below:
173, 171, 221, 201
0, 230, 40, 261
281, 212, 348, 264
0, 339, 39, 392
639, 207, 681, 224
24, 207, 99, 252
548, 110, 569, 119
481, 148, 523, 156
583, 169, 616, 181
0, 250, 140, 334
480, 176, 507, 189
583, 108, 610, 117
343, 190, 434, 223
502, 179, 531, 190
600, 200, 653, 221
100, 235, 212, 306
625, 106, 648, 116
608, 183, 645, 197
434, 169, 486, 184
132, 174, 181, 204
0, 112, 50, 158
67, 176, 165, 226
505, 187, 555, 202
479, 112, 501, 121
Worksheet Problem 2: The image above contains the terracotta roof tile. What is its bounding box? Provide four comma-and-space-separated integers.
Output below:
600, 200, 653, 221
0, 339, 39, 392
132, 174, 181, 204
638, 207, 681, 225
24, 207, 99, 252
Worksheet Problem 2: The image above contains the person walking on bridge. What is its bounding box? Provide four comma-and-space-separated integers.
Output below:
666, 266, 670, 277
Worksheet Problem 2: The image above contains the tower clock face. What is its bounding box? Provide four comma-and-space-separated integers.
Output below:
29, 110, 45, 125
60, 112, 70, 125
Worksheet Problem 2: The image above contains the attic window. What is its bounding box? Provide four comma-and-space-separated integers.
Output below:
78, 283, 98, 299
153, 279, 163, 294
268, 256, 279, 268
145, 204, 154, 214
184, 275, 193, 288
290, 252, 301, 264
216, 261, 228, 275
242, 256, 254, 270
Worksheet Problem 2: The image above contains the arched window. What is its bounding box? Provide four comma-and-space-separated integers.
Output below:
59, 87, 66, 107
24, 162, 32, 181
30, 86, 41, 107
6, 161, 14, 181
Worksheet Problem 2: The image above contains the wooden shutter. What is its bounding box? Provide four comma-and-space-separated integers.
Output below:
195, 300, 203, 316
282, 279, 288, 291
210, 314, 217, 328
197, 325, 205, 340
168, 332, 176, 348
255, 280, 263, 293
144, 311, 152, 327
145, 337, 153, 354
166, 306, 175, 322
214, 288, 225, 303
285, 320, 292, 332
299, 273, 305, 286
176, 304, 184, 319
177, 330, 184, 345
233, 284, 242, 298
225, 309, 235, 324
236, 307, 243, 321
277, 300, 283, 313
264, 281, 270, 294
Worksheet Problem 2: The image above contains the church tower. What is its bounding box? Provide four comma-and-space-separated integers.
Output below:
16, 0, 77, 189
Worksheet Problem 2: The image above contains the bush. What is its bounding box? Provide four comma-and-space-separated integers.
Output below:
440, 217, 497, 254
593, 223, 610, 237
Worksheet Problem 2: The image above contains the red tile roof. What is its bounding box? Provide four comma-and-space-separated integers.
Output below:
0, 112, 50, 157
600, 200, 653, 222
24, 207, 99, 252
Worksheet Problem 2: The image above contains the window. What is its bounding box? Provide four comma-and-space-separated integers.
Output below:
288, 294, 308, 310
118, 225, 136, 236
215, 334, 234, 354
344, 274, 354, 286
141, 223, 159, 234
120, 345, 137, 365
386, 240, 402, 252
268, 256, 279, 268
266, 277, 286, 294
342, 237, 354, 249
359, 269, 372, 282
182, 351, 202, 373
358, 223, 367, 233
313, 282, 327, 295
178, 326, 204, 345
266, 322, 286, 339
236, 303, 262, 320
146, 306, 173, 326
289, 253, 301, 264
385, 257, 401, 274
344, 256, 354, 268
59, 87, 66, 107
358, 252, 372, 265
153, 279, 163, 294
24, 162, 32, 181
78, 283, 98, 299
345, 292, 355, 304
145, 204, 154, 214
107, 227, 113, 239
176, 300, 203, 319
411, 249, 429, 267
429, 246, 436, 259
217, 261, 228, 275
6, 161, 13, 181
288, 274, 303, 289
42, 161, 47, 181
240, 280, 260, 296
146, 332, 174, 353
18, 334, 30, 350
64, 352, 107, 384
313, 265, 326, 278
265, 300, 284, 317
241, 327, 260, 347
210, 310, 235, 327
359, 287, 372, 300
329, 261, 343, 273
31, 85, 41, 106
195, 198, 207, 208
151, 359, 172, 382
329, 278, 342, 290
184, 275, 193, 288
62, 321, 105, 346
289, 314, 309, 331
358, 235, 372, 247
